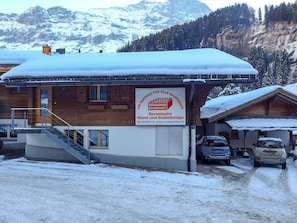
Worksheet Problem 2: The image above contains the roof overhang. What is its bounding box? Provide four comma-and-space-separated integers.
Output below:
226, 118, 297, 131
0, 73, 257, 87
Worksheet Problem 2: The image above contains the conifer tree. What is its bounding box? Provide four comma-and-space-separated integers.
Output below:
258, 7, 262, 22
247, 46, 268, 88
262, 70, 274, 87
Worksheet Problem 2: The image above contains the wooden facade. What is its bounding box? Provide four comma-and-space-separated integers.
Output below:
0, 86, 28, 119
235, 98, 297, 117
2, 84, 217, 128
0, 65, 15, 74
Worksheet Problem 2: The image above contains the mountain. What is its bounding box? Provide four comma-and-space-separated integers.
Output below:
119, 3, 297, 90
0, 0, 211, 53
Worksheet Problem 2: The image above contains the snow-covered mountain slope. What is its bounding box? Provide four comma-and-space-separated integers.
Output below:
0, 0, 211, 53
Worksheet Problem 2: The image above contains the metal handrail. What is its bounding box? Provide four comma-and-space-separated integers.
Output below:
11, 107, 92, 160
11, 107, 72, 127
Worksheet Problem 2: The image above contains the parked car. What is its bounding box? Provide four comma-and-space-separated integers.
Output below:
196, 135, 231, 165
253, 137, 287, 169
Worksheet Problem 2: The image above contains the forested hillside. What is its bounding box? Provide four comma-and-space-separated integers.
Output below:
119, 2, 297, 95
119, 4, 253, 54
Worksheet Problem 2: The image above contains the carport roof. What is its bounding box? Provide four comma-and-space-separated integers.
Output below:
226, 118, 297, 131
201, 86, 297, 122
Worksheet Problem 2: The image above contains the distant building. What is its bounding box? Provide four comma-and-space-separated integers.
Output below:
200, 86, 297, 155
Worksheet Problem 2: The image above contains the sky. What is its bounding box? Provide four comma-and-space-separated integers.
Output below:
0, 0, 295, 14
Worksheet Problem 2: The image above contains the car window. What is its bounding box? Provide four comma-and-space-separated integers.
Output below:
205, 139, 227, 147
257, 140, 282, 148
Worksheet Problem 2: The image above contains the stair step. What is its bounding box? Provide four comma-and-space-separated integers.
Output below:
44, 127, 99, 164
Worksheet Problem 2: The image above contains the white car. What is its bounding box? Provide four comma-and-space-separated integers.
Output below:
253, 137, 287, 169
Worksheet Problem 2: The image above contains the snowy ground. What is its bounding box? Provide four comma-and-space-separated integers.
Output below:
0, 156, 297, 223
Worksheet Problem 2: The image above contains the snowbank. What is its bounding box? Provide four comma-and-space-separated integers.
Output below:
0, 157, 296, 222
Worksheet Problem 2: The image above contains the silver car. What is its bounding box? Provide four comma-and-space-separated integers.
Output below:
253, 137, 287, 169
196, 135, 231, 165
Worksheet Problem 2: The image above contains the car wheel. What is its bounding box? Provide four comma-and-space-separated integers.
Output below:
253, 159, 260, 167
282, 162, 287, 169
226, 159, 230, 165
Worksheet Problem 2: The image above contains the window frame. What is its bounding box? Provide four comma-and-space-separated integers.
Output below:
231, 130, 239, 139
89, 130, 109, 149
64, 129, 84, 146
10, 86, 26, 94
90, 85, 107, 102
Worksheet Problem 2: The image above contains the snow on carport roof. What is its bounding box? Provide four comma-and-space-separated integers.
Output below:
284, 82, 297, 96
1, 48, 258, 79
200, 85, 283, 119
226, 118, 297, 131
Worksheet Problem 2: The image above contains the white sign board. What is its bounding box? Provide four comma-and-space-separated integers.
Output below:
135, 88, 186, 125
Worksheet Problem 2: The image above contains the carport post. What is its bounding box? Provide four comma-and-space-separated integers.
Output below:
244, 130, 248, 156
11, 109, 15, 132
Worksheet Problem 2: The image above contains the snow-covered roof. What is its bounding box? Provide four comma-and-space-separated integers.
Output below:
200, 85, 296, 120
0, 48, 258, 86
284, 83, 297, 96
201, 85, 297, 133
0, 49, 47, 65
226, 118, 297, 131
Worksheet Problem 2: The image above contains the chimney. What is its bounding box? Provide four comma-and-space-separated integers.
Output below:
56, 48, 66, 54
42, 44, 51, 55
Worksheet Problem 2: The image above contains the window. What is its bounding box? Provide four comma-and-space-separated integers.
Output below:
258, 131, 267, 137
40, 89, 48, 117
64, 129, 84, 146
90, 85, 107, 101
257, 139, 283, 148
205, 139, 227, 147
231, 130, 239, 139
89, 130, 109, 148
10, 87, 26, 93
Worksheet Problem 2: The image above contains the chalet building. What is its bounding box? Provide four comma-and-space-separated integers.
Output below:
0, 48, 257, 171
200, 86, 297, 155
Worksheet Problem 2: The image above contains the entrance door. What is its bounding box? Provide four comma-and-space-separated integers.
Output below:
34, 87, 52, 124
